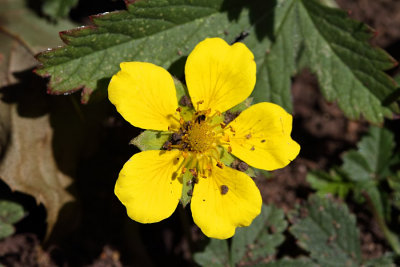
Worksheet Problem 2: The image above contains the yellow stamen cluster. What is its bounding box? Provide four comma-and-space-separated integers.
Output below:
166, 104, 229, 180
186, 115, 216, 153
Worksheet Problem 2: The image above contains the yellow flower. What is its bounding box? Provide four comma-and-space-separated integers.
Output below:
108, 38, 300, 239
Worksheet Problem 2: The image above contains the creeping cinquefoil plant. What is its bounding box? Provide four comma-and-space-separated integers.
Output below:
108, 38, 300, 239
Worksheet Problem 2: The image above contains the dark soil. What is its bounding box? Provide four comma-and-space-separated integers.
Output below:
1, 0, 400, 266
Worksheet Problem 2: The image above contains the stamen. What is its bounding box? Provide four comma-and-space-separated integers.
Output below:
189, 168, 198, 177
196, 100, 204, 110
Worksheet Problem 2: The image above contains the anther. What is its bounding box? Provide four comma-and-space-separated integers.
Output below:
220, 185, 229, 195
189, 168, 198, 177
216, 162, 224, 169
227, 146, 232, 153
245, 133, 252, 139
176, 107, 182, 112
182, 167, 187, 174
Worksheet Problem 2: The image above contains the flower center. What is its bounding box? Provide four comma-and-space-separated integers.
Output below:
186, 116, 216, 153
164, 104, 231, 179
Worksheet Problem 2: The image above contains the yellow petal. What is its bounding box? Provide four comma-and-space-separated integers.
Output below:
108, 62, 179, 131
226, 102, 300, 170
185, 38, 256, 113
190, 166, 262, 239
115, 150, 184, 223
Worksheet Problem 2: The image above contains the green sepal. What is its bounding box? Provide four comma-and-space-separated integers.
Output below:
174, 77, 187, 103
130, 130, 170, 151
228, 97, 253, 113
180, 171, 193, 208
218, 147, 257, 178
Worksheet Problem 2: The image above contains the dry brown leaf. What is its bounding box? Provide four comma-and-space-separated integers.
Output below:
0, 31, 73, 237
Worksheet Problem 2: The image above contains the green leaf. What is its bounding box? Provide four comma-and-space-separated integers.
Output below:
345, 126, 396, 179
193, 238, 229, 267
250, 0, 399, 123
0, 201, 24, 225
35, 0, 261, 102
0, 200, 24, 240
388, 171, 400, 210
42, 0, 79, 19
340, 126, 397, 220
0, 223, 14, 239
307, 170, 353, 199
290, 195, 362, 267
262, 258, 317, 267
0, 0, 76, 53
130, 130, 170, 151
342, 151, 373, 182
364, 253, 395, 267
342, 126, 396, 182
230, 204, 287, 265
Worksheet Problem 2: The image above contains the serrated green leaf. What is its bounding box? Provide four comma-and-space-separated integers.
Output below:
364, 253, 395, 267
0, 223, 14, 239
340, 126, 397, 220
35, 0, 265, 102
230, 204, 287, 265
344, 126, 396, 179
261, 258, 316, 267
130, 130, 170, 151
290, 195, 361, 267
307, 170, 353, 199
193, 238, 229, 267
250, 0, 398, 123
42, 0, 79, 19
342, 151, 373, 182
0, 201, 24, 224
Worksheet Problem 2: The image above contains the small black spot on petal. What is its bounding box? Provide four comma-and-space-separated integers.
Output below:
220, 185, 229, 195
